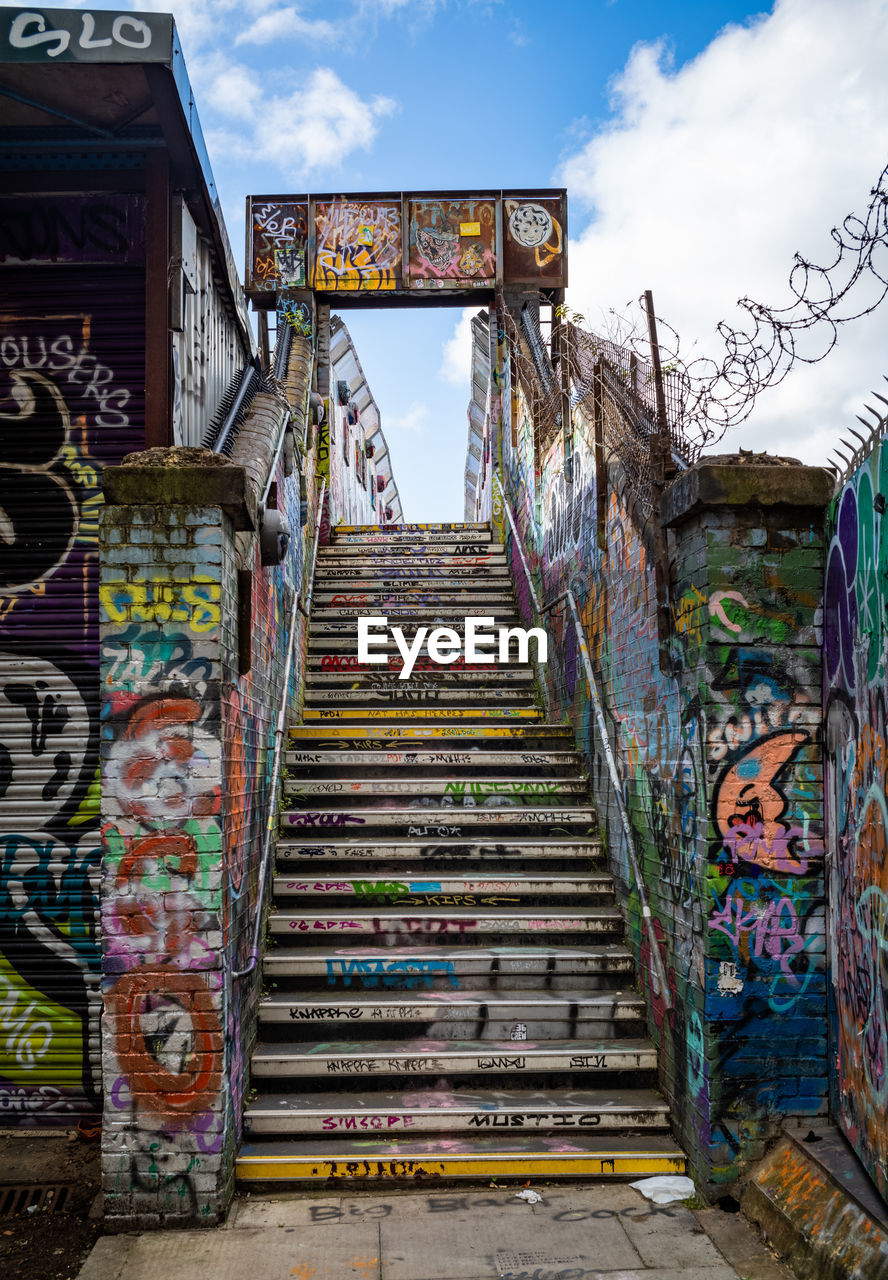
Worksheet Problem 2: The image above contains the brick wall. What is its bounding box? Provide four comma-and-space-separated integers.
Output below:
499, 366, 832, 1193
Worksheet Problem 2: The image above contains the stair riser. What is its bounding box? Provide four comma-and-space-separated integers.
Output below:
281, 810, 596, 833
303, 689, 536, 706
286, 751, 580, 768
284, 780, 585, 799
270, 918, 622, 941
316, 572, 510, 586
288, 725, 573, 741
330, 535, 493, 546
245, 1108, 668, 1136
299, 709, 543, 722
306, 667, 534, 683
315, 592, 515, 606
272, 878, 609, 897
252, 1048, 657, 1078
274, 841, 602, 861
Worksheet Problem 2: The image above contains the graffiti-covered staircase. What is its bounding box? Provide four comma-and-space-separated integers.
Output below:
236, 522, 685, 1183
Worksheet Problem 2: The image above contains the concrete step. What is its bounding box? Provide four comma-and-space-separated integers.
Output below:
330, 531, 492, 545
235, 1132, 687, 1182
314, 591, 514, 606
309, 620, 522, 639
305, 666, 534, 683
312, 607, 520, 622
285, 749, 581, 768
281, 805, 597, 834
333, 523, 491, 535
306, 657, 532, 677
274, 838, 604, 862
299, 709, 544, 725
244, 1086, 668, 1136
288, 723, 573, 743
302, 687, 537, 706
269, 907, 623, 940
251, 1037, 658, 1079
284, 778, 586, 802
263, 943, 636, 988
258, 988, 643, 1031
315, 570, 511, 586
271, 872, 613, 900
317, 552, 508, 568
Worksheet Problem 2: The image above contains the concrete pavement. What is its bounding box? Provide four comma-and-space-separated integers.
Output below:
77, 1183, 793, 1280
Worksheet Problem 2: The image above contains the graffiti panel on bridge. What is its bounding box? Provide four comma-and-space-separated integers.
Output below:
408, 198, 495, 290
313, 200, 401, 292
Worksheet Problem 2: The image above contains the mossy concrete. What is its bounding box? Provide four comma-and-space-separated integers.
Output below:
103, 447, 255, 530
662, 457, 834, 527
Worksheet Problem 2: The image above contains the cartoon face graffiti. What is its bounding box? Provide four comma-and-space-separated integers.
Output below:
508, 203, 553, 249
415, 226, 458, 272
713, 729, 815, 874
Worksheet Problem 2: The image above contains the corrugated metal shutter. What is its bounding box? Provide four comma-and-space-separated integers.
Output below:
0, 267, 145, 1124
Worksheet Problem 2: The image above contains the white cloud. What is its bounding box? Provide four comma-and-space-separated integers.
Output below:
440, 308, 481, 387
234, 6, 339, 45
387, 401, 429, 432
197, 57, 396, 179
560, 0, 888, 466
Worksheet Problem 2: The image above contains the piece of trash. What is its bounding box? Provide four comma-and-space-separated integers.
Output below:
25, 1204, 37, 1214
629, 1175, 696, 1205
514, 1189, 544, 1204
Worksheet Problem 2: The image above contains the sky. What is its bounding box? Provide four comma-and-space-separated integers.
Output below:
13, 0, 888, 520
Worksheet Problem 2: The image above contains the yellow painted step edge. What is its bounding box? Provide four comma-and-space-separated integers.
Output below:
289, 724, 569, 739
236, 1150, 686, 1180
302, 708, 542, 721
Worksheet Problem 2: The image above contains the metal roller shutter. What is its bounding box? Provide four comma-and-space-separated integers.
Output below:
0, 266, 145, 1124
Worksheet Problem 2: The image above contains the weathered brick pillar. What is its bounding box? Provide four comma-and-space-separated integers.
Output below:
661, 456, 833, 1191
98, 454, 252, 1227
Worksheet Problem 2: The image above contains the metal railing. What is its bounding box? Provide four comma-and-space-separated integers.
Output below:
491, 472, 551, 720
541, 587, 673, 1012
232, 478, 326, 980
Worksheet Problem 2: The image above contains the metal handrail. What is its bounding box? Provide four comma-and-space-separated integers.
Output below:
492, 471, 540, 613
233, 478, 326, 980
491, 472, 550, 718
299, 477, 326, 617
542, 588, 673, 1012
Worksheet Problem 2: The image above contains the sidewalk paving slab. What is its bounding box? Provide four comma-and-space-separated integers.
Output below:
78, 1184, 793, 1280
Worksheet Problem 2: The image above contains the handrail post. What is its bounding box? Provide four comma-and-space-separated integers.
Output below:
233, 477, 326, 980
542, 588, 673, 1012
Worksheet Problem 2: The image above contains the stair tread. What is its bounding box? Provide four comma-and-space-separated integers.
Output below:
255, 1035, 653, 1054
260, 988, 643, 1010
272, 872, 612, 888
237, 1132, 684, 1157
276, 838, 601, 849
246, 1086, 667, 1115
264, 943, 633, 960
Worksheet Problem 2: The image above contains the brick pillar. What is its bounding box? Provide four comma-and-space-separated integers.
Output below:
98, 458, 252, 1227
662, 457, 833, 1191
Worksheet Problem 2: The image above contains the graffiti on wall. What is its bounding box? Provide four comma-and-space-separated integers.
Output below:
825, 442, 888, 1200
501, 366, 826, 1188
0, 295, 142, 1121
408, 198, 495, 290
313, 201, 401, 293
100, 515, 227, 1215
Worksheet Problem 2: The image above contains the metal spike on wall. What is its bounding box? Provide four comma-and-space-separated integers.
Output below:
831, 378, 888, 492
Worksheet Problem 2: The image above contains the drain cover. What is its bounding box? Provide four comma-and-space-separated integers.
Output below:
0, 1184, 71, 1217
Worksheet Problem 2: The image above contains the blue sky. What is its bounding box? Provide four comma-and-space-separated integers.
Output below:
14, 1, 888, 519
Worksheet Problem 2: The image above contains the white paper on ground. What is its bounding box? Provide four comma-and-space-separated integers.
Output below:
629, 1175, 696, 1204
514, 1189, 544, 1204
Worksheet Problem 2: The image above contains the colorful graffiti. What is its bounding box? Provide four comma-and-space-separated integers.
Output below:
0, 288, 143, 1121
825, 439, 888, 1200
496, 345, 827, 1191
408, 198, 495, 290
313, 201, 401, 292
